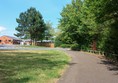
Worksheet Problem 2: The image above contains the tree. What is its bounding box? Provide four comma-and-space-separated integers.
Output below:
45, 21, 55, 41
96, 0, 118, 56
57, 0, 118, 60
15, 7, 46, 44
58, 0, 92, 49
14, 12, 28, 39
58, 0, 82, 44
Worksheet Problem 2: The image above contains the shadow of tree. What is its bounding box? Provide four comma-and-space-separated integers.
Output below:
99, 60, 118, 75
68, 62, 77, 66
9, 77, 31, 83
0, 51, 69, 83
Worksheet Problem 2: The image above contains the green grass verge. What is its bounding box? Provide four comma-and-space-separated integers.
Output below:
0, 50, 70, 83
21, 45, 45, 48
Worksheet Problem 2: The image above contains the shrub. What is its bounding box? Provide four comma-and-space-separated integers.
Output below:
54, 40, 62, 47
71, 44, 80, 51
60, 44, 72, 48
81, 45, 90, 51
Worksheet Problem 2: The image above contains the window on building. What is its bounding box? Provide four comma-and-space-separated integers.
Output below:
9, 40, 11, 42
0, 40, 2, 43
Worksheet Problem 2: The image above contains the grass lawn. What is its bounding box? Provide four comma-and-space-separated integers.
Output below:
0, 50, 70, 83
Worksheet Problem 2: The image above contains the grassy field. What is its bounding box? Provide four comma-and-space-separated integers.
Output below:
0, 50, 70, 83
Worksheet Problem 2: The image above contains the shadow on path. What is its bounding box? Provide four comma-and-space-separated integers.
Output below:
99, 60, 118, 75
58, 51, 118, 83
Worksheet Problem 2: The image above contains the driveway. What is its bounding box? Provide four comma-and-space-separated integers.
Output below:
58, 51, 118, 83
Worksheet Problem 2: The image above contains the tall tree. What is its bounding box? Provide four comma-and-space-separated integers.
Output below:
15, 7, 46, 44
45, 21, 55, 41
57, 0, 118, 60
14, 12, 28, 39
59, 0, 82, 44
95, 0, 118, 55
81, 0, 102, 50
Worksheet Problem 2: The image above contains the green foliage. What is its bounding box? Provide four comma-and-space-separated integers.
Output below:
54, 34, 63, 47
58, 0, 82, 44
81, 45, 90, 51
54, 40, 62, 47
60, 44, 72, 48
71, 44, 80, 51
104, 27, 118, 54
58, 0, 118, 61
45, 21, 55, 41
15, 7, 46, 41
93, 0, 118, 60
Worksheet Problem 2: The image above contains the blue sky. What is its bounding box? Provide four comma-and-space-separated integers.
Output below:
0, 0, 71, 37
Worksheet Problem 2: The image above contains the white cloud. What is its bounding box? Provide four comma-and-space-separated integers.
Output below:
0, 26, 6, 32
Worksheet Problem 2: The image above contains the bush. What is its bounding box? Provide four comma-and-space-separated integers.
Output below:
81, 45, 90, 51
71, 44, 80, 51
54, 40, 62, 47
60, 44, 72, 48
54, 35, 63, 47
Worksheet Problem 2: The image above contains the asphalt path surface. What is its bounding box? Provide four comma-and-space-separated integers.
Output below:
0, 45, 63, 50
58, 51, 118, 83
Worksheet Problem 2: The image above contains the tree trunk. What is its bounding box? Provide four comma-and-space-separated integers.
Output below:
92, 40, 97, 50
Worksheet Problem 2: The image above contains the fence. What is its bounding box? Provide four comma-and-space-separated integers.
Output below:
87, 50, 105, 56
36, 42, 54, 48
87, 50, 118, 62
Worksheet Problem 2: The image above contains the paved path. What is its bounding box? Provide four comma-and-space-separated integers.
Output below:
58, 51, 118, 83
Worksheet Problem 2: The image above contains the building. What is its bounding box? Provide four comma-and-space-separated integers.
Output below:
0, 35, 21, 45
21, 39, 32, 45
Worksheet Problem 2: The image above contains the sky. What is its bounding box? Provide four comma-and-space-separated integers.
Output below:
0, 0, 71, 37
